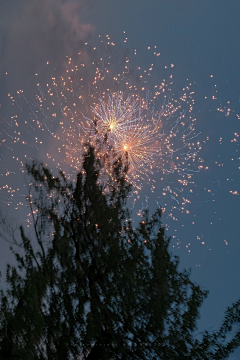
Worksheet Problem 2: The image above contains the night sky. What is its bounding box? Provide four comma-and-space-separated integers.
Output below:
1, 1, 240, 358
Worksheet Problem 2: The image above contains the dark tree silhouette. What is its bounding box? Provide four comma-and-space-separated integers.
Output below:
0, 145, 240, 359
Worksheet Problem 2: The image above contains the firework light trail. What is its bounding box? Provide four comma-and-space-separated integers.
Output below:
0, 33, 207, 218
85, 92, 161, 179
1, 32, 238, 245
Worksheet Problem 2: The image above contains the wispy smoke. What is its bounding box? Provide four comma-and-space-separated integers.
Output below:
0, 0, 94, 94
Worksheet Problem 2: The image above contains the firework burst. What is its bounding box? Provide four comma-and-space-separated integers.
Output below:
88, 93, 142, 141
85, 92, 160, 176
1, 32, 209, 225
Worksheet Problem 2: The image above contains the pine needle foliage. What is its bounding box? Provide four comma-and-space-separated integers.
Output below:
0, 146, 240, 359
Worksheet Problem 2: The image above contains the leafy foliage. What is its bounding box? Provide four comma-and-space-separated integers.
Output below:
0, 146, 240, 359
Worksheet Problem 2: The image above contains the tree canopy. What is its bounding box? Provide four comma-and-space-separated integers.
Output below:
0, 145, 240, 359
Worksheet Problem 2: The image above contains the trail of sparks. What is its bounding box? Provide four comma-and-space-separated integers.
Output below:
1, 32, 239, 253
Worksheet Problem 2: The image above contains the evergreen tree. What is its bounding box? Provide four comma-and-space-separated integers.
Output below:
0, 145, 240, 359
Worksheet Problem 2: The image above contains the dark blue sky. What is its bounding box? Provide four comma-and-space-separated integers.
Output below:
1, 1, 240, 357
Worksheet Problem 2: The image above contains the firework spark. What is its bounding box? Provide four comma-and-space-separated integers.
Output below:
84, 93, 161, 175
1, 32, 219, 230
88, 93, 142, 140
